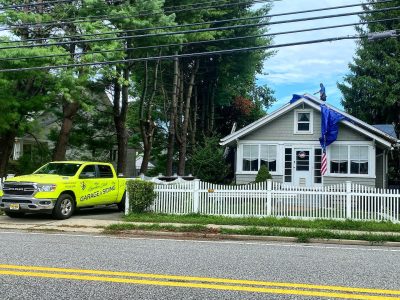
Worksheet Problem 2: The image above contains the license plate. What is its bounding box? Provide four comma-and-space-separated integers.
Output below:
9, 204, 20, 210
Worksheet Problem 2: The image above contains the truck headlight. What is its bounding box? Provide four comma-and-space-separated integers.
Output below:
37, 184, 57, 192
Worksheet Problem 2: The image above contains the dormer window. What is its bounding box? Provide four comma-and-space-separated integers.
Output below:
294, 109, 313, 134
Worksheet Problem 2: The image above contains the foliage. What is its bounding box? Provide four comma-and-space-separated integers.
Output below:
189, 137, 230, 183
338, 0, 400, 127
255, 165, 272, 183
0, 0, 277, 179
126, 180, 157, 213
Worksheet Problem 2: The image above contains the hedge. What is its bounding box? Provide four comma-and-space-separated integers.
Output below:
126, 180, 157, 213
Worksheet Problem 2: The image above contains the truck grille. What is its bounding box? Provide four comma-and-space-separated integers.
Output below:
2, 199, 32, 203
3, 183, 35, 196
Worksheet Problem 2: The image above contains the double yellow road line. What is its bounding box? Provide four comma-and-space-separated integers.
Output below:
0, 264, 399, 299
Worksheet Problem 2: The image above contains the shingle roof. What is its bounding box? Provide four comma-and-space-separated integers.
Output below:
373, 124, 398, 139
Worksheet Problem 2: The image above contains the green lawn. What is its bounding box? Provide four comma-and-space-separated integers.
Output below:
123, 213, 400, 233
104, 223, 400, 244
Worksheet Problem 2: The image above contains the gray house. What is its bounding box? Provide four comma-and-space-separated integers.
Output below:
220, 94, 399, 188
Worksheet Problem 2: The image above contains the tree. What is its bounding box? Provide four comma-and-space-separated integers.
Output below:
338, 0, 400, 128
255, 165, 272, 183
338, 0, 400, 182
189, 137, 229, 183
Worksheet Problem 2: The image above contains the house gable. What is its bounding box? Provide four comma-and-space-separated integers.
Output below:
221, 96, 396, 148
242, 104, 369, 142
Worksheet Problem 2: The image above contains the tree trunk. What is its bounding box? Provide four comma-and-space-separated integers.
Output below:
191, 86, 198, 149
166, 56, 179, 176
0, 131, 17, 178
139, 59, 160, 175
52, 101, 79, 161
178, 60, 199, 176
113, 68, 129, 176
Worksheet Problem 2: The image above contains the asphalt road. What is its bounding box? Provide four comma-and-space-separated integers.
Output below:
0, 231, 399, 300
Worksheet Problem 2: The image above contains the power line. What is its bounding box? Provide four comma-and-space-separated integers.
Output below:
0, 0, 73, 10
0, 0, 395, 34
0, 0, 271, 32
2, 33, 397, 73
1, 5, 399, 51
1, 17, 399, 62
0, 0, 272, 33
0, 0, 388, 30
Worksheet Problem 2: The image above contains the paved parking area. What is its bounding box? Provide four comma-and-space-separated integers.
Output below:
0, 205, 124, 231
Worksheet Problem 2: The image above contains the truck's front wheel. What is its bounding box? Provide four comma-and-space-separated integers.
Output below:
52, 194, 75, 220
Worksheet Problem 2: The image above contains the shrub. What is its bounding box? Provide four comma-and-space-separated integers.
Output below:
190, 136, 230, 183
127, 180, 157, 213
255, 165, 272, 183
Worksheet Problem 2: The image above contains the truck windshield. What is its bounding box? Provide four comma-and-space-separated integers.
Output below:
34, 163, 82, 176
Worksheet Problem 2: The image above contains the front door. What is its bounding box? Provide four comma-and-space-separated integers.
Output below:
293, 149, 313, 187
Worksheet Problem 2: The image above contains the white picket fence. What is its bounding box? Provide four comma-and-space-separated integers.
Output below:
136, 179, 400, 222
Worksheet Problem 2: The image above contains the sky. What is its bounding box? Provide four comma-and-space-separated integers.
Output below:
256, 0, 363, 112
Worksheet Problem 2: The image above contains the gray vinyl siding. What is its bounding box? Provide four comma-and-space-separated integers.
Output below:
322, 176, 375, 187
243, 105, 370, 142
376, 155, 384, 188
236, 174, 283, 185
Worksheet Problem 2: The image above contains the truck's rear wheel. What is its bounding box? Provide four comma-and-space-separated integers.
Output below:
117, 192, 126, 212
52, 194, 75, 220
5, 211, 25, 218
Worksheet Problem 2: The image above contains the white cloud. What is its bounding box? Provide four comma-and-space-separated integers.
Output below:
258, 0, 363, 105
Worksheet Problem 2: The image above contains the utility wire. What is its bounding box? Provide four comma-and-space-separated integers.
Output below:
0, 0, 73, 10
2, 33, 398, 73
1, 17, 399, 62
1, 5, 399, 51
0, 0, 267, 10
0, 0, 395, 34
0, 0, 268, 33
0, 0, 386, 30
0, 0, 271, 32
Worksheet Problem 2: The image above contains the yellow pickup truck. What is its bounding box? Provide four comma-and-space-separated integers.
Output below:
0, 161, 126, 219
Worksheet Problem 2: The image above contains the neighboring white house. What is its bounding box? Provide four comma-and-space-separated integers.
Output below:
220, 94, 399, 188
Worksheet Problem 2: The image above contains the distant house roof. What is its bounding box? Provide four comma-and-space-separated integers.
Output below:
136, 156, 155, 169
373, 124, 398, 139
220, 94, 399, 148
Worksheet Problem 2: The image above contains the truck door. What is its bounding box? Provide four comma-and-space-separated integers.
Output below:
96, 164, 118, 204
78, 164, 103, 206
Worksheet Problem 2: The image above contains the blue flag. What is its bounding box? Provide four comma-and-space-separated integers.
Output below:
319, 105, 345, 150
290, 94, 303, 104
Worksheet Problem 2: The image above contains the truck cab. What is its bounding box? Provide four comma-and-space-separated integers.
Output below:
0, 161, 126, 219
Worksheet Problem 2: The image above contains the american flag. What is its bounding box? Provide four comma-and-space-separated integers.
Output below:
321, 149, 327, 176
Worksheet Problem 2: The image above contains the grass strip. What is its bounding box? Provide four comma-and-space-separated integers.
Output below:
104, 223, 400, 244
104, 223, 216, 234
123, 213, 400, 233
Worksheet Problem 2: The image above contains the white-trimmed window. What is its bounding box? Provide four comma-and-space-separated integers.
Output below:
294, 110, 313, 134
330, 145, 348, 174
243, 145, 259, 171
350, 146, 369, 174
330, 145, 369, 175
260, 145, 277, 172
242, 145, 277, 172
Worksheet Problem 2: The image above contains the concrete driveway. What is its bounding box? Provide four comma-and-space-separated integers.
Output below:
0, 205, 124, 232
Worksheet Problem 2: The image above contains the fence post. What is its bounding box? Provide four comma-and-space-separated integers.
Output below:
267, 179, 272, 216
346, 181, 352, 219
125, 183, 130, 216
193, 179, 200, 213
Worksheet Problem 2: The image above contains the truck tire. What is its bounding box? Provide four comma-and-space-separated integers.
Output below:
117, 193, 126, 212
52, 194, 75, 220
5, 211, 25, 218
